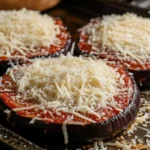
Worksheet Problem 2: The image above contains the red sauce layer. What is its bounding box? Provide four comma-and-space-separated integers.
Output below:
0, 65, 133, 124
78, 19, 150, 71
0, 19, 69, 62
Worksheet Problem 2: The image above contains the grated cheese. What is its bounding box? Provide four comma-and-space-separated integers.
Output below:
80, 13, 150, 63
62, 116, 72, 144
62, 123, 68, 144
4, 109, 11, 114
70, 42, 75, 55
104, 141, 132, 150
12, 105, 40, 112
6, 55, 132, 123
29, 115, 40, 124
0, 8, 61, 56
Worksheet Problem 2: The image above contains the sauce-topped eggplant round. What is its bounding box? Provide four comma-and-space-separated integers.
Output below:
0, 55, 140, 143
0, 9, 71, 75
78, 13, 150, 87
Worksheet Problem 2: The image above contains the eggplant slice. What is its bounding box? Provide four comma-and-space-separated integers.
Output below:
77, 15, 150, 88
0, 71, 140, 143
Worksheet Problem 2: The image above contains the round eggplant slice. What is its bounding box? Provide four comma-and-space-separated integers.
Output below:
0, 57, 140, 143
0, 9, 72, 76
0, 76, 140, 142
77, 14, 150, 88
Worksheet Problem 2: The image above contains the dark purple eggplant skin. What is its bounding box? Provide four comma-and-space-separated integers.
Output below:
0, 36, 72, 77
0, 74, 140, 143
0, 61, 11, 77
129, 69, 150, 90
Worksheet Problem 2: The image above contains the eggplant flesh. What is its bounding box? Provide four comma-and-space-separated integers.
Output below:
0, 37, 72, 76
0, 75, 140, 143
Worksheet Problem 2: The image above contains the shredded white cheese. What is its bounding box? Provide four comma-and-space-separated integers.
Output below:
6, 55, 131, 123
4, 109, 11, 114
80, 13, 150, 63
62, 123, 68, 144
12, 105, 40, 112
87, 92, 150, 150
0, 8, 61, 56
104, 141, 132, 150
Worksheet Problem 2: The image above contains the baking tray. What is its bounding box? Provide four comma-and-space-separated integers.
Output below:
0, 0, 150, 149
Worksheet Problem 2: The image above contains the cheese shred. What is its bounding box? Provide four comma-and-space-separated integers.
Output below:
0, 8, 61, 56
81, 13, 150, 63
6, 55, 131, 123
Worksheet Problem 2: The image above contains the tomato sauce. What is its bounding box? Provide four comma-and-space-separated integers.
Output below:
78, 22, 150, 71
0, 19, 69, 62
0, 65, 133, 124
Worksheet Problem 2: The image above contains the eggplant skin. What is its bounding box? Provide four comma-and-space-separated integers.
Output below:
0, 36, 72, 77
0, 75, 140, 143
129, 69, 150, 89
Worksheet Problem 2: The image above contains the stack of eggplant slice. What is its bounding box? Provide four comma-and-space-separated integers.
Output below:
0, 8, 143, 146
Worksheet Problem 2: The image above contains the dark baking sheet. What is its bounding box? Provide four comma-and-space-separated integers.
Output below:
0, 0, 150, 149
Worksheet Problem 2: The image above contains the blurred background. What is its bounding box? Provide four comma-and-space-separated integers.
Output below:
0, 0, 149, 11
114, 0, 150, 9
0, 0, 61, 10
